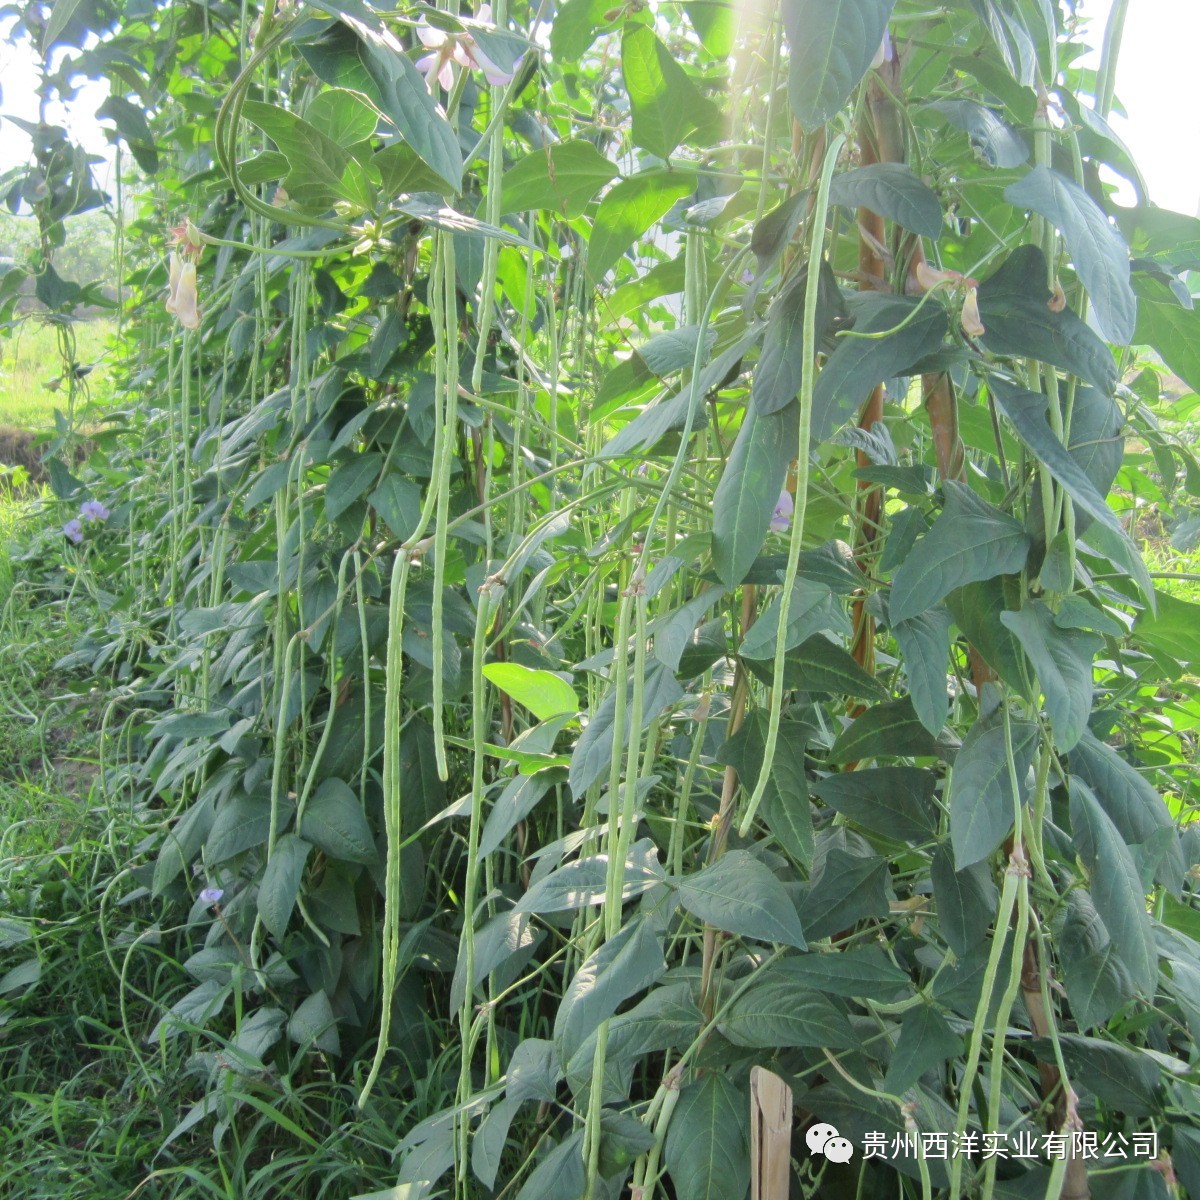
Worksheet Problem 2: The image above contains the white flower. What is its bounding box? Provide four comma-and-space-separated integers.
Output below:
415, 6, 514, 92
960, 286, 985, 338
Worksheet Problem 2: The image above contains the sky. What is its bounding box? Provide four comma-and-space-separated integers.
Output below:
0, 2, 1198, 215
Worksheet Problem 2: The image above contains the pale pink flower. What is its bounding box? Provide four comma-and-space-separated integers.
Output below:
166, 258, 201, 331
415, 6, 514, 92
770, 489, 794, 533
960, 286, 985, 338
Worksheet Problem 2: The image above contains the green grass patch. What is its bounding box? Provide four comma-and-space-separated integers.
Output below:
0, 316, 117, 431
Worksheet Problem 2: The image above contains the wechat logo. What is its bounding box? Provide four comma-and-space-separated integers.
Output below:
807, 1123, 855, 1164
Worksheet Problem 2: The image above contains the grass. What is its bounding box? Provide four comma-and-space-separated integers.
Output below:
0, 316, 117, 431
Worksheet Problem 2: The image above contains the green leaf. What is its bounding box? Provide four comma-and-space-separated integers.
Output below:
719, 975, 856, 1049
977, 244, 1117, 395
752, 260, 846, 416
288, 989, 340, 1054
745, 192, 807, 301
1069, 728, 1184, 893
325, 452, 382, 522
336, 12, 463, 191
891, 607, 951, 736
257, 835, 312, 940
685, 0, 734, 56
550, 0, 610, 60
738, 578, 850, 659
884, 1004, 963, 1094
1005, 165, 1136, 344
990, 379, 1139, 571
1133, 273, 1200, 393
300, 778, 376, 864
149, 979, 231, 1041
811, 767, 939, 843
42, 0, 88, 50
472, 1097, 521, 1190
783, 0, 898, 128
515, 1133, 586, 1200
622, 24, 717, 159
797, 848, 892, 939
1000, 602, 1099, 751
451, 910, 541, 1010
477, 773, 559, 860
931, 845, 999, 956
304, 87, 379, 145
828, 163, 943, 240
721, 714, 812, 868
1039, 1033, 1160, 1116
1135, 588, 1200, 667
927, 98, 1029, 168
711, 400, 799, 587
949, 712, 1039, 869
945, 577, 1031, 690
369, 473, 421, 540
598, 1109, 656, 1177
889, 482, 1030, 623
1069, 779, 1159, 995
483, 664, 578, 721
515, 841, 663, 914
676, 850, 806, 948
241, 100, 354, 203
664, 1074, 750, 1200
569, 662, 683, 797
499, 141, 619, 217
743, 634, 887, 700
207, 792, 282, 864
588, 171, 696, 280
1058, 887, 1134, 1030
828, 696, 940, 764
553, 917, 665, 1064
812, 294, 947, 445
771, 947, 911, 1000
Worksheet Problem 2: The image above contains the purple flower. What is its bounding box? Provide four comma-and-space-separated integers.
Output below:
770, 490, 794, 533
63, 519, 83, 544
199, 887, 224, 905
740, 269, 755, 285
80, 500, 110, 522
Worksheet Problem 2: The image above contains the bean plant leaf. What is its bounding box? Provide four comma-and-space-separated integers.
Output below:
828, 163, 943, 240
553, 917, 665, 1064
588, 171, 697, 280
335, 12, 463, 191
499, 141, 619, 217
927, 98, 1029, 168
300, 778, 376, 864
891, 607, 952, 735
811, 767, 939, 843
949, 713, 1039, 868
1069, 729, 1185, 892
977, 245, 1117, 395
711, 399, 800, 587
1005, 165, 1136, 345
889, 481, 1030, 623
257, 835, 312, 940
622, 24, 717, 159
884, 1004, 963, 1095
931, 846, 999, 956
664, 1074, 750, 1200
719, 975, 856, 1049
1133, 273, 1200, 393
1000, 601, 1099, 751
812, 295, 948, 445
676, 850, 806, 948
782, 0, 898, 128
483, 664, 578, 720
752, 260, 845, 416
828, 696, 940, 763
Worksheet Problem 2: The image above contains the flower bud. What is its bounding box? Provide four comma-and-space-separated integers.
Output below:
1048, 280, 1067, 313
960, 286, 985, 338
915, 261, 954, 292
